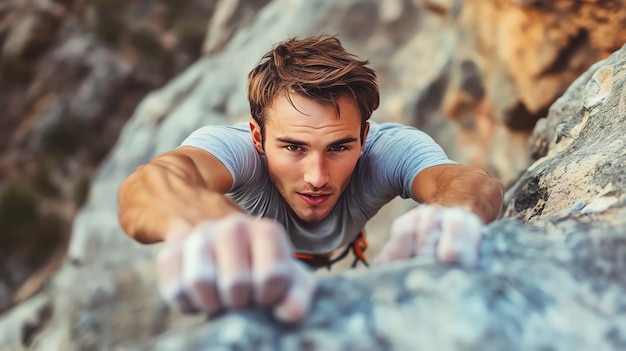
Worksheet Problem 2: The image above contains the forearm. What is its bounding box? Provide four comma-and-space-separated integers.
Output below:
416, 165, 504, 223
118, 153, 243, 243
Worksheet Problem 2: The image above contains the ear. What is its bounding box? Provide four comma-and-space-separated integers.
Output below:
249, 119, 265, 155
360, 121, 370, 156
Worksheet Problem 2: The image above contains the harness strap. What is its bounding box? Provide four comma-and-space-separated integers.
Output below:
294, 231, 369, 270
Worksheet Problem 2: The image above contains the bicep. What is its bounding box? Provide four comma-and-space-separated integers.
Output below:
154, 146, 234, 194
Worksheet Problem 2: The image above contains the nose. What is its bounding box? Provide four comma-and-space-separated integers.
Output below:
303, 153, 329, 189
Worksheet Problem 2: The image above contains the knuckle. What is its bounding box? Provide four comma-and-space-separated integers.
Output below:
221, 274, 253, 308
192, 279, 220, 311
182, 268, 216, 294
256, 268, 291, 305
258, 263, 291, 286
224, 213, 250, 226
216, 217, 250, 240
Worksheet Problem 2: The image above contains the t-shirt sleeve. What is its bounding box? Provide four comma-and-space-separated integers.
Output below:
363, 123, 456, 201
179, 124, 262, 192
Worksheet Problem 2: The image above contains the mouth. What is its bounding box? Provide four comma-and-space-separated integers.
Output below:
298, 193, 332, 206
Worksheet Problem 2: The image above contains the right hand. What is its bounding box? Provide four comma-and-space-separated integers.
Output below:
156, 214, 317, 323
373, 204, 483, 267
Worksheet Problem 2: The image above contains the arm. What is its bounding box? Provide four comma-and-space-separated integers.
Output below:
411, 163, 504, 223
118, 146, 243, 243
118, 145, 315, 323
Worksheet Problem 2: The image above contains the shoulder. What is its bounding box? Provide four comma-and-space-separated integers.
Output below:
364, 121, 439, 153
182, 122, 250, 142
180, 122, 253, 151
180, 123, 265, 191
369, 120, 430, 137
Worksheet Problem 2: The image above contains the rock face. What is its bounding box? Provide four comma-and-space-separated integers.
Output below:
446, 0, 626, 182
140, 43, 626, 351
0, 0, 217, 315
0, 0, 625, 350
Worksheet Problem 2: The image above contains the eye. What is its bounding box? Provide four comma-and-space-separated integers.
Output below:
285, 145, 304, 152
328, 145, 348, 152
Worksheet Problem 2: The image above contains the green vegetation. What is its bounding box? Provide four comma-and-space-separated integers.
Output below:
172, 17, 207, 56
42, 121, 85, 156
0, 183, 65, 270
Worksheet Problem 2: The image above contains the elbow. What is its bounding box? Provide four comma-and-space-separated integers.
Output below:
479, 170, 504, 223
117, 167, 157, 244
117, 203, 158, 244
118, 178, 138, 241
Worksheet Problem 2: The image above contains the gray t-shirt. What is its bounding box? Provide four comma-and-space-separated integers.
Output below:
181, 121, 454, 254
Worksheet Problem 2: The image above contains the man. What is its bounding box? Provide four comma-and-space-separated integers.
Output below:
118, 35, 503, 323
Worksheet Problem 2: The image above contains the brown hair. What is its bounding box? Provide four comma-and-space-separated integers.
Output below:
247, 35, 379, 141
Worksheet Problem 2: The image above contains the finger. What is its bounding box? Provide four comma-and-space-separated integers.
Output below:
157, 241, 197, 314
213, 214, 253, 308
437, 208, 483, 267
250, 219, 293, 305
373, 209, 419, 263
414, 205, 442, 255
181, 221, 221, 314
273, 262, 317, 323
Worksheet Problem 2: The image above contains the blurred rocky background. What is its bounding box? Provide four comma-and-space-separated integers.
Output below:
0, 0, 624, 350
0, 0, 221, 312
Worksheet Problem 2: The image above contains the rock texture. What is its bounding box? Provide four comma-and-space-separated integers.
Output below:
0, 0, 625, 350
140, 42, 626, 351
0, 0, 217, 314
446, 0, 626, 182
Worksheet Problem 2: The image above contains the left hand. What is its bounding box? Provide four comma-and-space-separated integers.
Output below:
373, 204, 484, 267
157, 214, 317, 323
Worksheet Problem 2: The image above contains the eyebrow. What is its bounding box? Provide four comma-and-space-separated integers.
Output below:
276, 137, 358, 147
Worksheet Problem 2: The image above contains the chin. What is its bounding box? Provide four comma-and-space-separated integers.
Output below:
297, 210, 331, 223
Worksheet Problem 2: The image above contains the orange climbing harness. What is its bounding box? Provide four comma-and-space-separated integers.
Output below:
294, 231, 369, 270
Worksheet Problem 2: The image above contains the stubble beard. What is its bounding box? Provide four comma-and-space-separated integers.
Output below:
267, 168, 352, 223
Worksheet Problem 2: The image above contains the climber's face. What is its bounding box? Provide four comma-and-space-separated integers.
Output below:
250, 93, 369, 223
